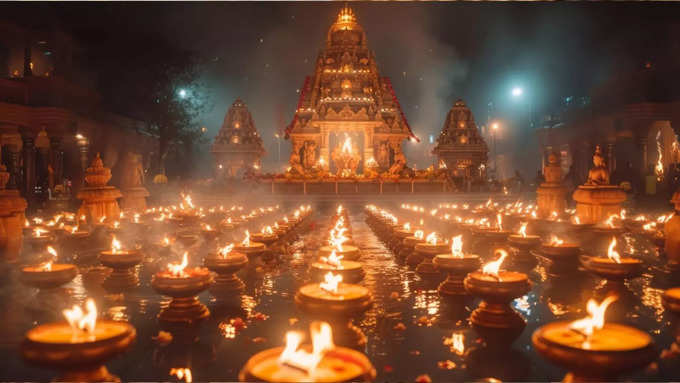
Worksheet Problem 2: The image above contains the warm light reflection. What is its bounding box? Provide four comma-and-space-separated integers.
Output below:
549, 235, 564, 246
607, 237, 621, 263
569, 295, 618, 349
321, 250, 343, 268
426, 232, 438, 245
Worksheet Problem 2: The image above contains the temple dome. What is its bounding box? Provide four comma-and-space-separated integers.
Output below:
326, 5, 367, 48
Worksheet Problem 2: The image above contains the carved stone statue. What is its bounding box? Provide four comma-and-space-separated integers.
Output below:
289, 143, 305, 175
303, 141, 317, 169
388, 148, 406, 176
586, 145, 610, 185
121, 152, 145, 189
376, 141, 390, 169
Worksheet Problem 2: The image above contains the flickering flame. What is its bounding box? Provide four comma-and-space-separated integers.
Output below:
607, 237, 621, 263
241, 230, 251, 246
33, 228, 47, 237
496, 214, 503, 231
341, 136, 352, 154
446, 332, 465, 356
203, 224, 213, 231
438, 159, 447, 169
253, 163, 260, 170
321, 250, 343, 268
24, 219, 30, 228
279, 322, 335, 374
403, 222, 411, 231
167, 252, 189, 277
262, 226, 273, 235
133, 214, 140, 223
40, 246, 58, 271
414, 230, 424, 240
573, 216, 581, 225
451, 235, 463, 258
63, 298, 97, 336
568, 295, 618, 349
111, 237, 122, 254
71, 225, 79, 234
337, 205, 343, 215
99, 216, 106, 223
657, 214, 672, 224
183, 194, 195, 209
518, 222, 528, 238
655, 129, 664, 181
604, 215, 617, 228
643, 222, 657, 231
426, 232, 438, 245
169, 368, 193, 383
531, 210, 537, 219
482, 250, 508, 278
549, 235, 564, 246
319, 272, 342, 294
163, 236, 170, 246
112, 221, 120, 229
329, 227, 348, 252
218, 243, 235, 258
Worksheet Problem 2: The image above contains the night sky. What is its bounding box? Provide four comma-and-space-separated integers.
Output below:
5, 2, 680, 172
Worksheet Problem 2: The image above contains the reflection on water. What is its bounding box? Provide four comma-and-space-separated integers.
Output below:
1, 202, 679, 381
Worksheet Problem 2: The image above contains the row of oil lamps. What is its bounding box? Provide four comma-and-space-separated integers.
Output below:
18, 196, 318, 382
364, 203, 678, 381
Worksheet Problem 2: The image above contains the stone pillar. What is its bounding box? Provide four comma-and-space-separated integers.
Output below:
50, 136, 64, 187
607, 142, 615, 174
76, 135, 90, 185
21, 131, 36, 207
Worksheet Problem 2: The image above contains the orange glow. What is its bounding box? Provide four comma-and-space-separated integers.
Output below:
241, 230, 251, 246
482, 250, 508, 278
111, 236, 122, 254
426, 232, 439, 245
549, 235, 564, 246
518, 222, 528, 238
321, 250, 343, 268
167, 252, 189, 277
218, 243, 235, 258
569, 295, 618, 349
450, 235, 463, 258
414, 230, 424, 240
169, 368, 193, 383
319, 272, 342, 294
607, 237, 621, 263
279, 321, 335, 374
63, 298, 97, 336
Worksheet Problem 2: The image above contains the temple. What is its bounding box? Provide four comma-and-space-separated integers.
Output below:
285, 6, 417, 178
211, 99, 265, 179
433, 99, 488, 187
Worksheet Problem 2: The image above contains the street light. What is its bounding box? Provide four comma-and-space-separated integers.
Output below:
511, 87, 523, 97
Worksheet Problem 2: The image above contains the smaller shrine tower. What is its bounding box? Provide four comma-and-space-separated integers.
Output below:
211, 99, 265, 179
433, 99, 488, 182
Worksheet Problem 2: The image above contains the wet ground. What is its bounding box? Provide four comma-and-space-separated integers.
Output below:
1, 200, 680, 381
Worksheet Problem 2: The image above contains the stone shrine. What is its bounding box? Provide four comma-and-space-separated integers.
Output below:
572, 146, 626, 224
119, 152, 149, 211
77, 153, 122, 222
536, 152, 567, 217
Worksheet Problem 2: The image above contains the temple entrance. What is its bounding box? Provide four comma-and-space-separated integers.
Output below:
329, 131, 364, 176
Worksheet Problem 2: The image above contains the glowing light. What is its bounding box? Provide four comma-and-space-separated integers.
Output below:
169, 368, 192, 383
607, 237, 621, 264
279, 321, 335, 374
511, 87, 523, 97
549, 235, 564, 246
167, 252, 189, 277
218, 243, 235, 258
403, 222, 411, 231
341, 136, 352, 154
414, 230, 424, 240
111, 236, 122, 254
426, 232, 438, 245
241, 230, 251, 246
319, 272, 342, 294
321, 250, 343, 268
63, 298, 97, 336
518, 222, 528, 238
496, 214, 503, 231
655, 129, 664, 181
450, 235, 463, 258
482, 249, 508, 278
569, 296, 618, 349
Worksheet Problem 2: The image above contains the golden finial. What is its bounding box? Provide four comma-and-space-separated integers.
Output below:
337, 3, 356, 24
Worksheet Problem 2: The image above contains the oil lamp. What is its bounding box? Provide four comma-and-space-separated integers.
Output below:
507, 222, 541, 264
239, 321, 376, 382
171, 194, 201, 226
412, 232, 449, 278
464, 249, 532, 343
537, 235, 582, 275
234, 230, 266, 258
20, 246, 78, 292
433, 235, 481, 298
318, 225, 360, 261
532, 296, 655, 381
152, 252, 214, 324
310, 249, 365, 283
582, 237, 643, 281
472, 214, 510, 244
201, 223, 219, 241
27, 227, 54, 252
204, 243, 248, 296
399, 229, 425, 260
568, 214, 594, 234
662, 287, 680, 313
22, 298, 136, 382
220, 216, 237, 231
388, 221, 414, 251
295, 272, 373, 348
252, 225, 278, 247
99, 236, 142, 289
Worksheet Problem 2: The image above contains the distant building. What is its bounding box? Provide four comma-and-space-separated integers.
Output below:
0, 21, 156, 208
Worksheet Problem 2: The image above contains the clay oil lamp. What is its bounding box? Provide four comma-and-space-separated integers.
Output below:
582, 237, 643, 282
107, 220, 122, 236
412, 232, 448, 279
152, 252, 214, 324
532, 296, 655, 381
252, 225, 278, 247
22, 298, 136, 382
204, 243, 248, 296
568, 214, 594, 234
27, 227, 54, 252
310, 249, 364, 283
67, 224, 91, 240
20, 246, 78, 293
99, 236, 143, 289
473, 214, 511, 246
389, 221, 414, 251
171, 194, 201, 226
663, 287, 680, 313
239, 321, 376, 382
464, 250, 532, 343
318, 225, 360, 262
399, 229, 425, 260
234, 230, 266, 259
591, 214, 625, 244
537, 235, 582, 275
508, 222, 541, 264
175, 230, 200, 247
200, 223, 219, 242
433, 235, 481, 298
295, 272, 373, 348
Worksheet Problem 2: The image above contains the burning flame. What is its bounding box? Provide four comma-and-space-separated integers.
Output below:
438, 159, 447, 169
218, 243, 235, 258
568, 295, 618, 349
607, 237, 621, 263
321, 250, 343, 268
445, 332, 465, 356
111, 236, 122, 254
241, 230, 251, 246
183, 194, 195, 209
41, 246, 58, 271
279, 321, 335, 374
414, 230, 424, 240
655, 129, 664, 181
63, 298, 97, 336
549, 235, 564, 246
319, 272, 342, 294
451, 235, 463, 258
341, 136, 352, 154
203, 224, 213, 231
162, 236, 170, 246
496, 214, 503, 231
169, 368, 192, 383
403, 222, 411, 231
518, 222, 528, 238
337, 205, 343, 215
262, 226, 273, 235
573, 216, 581, 225
167, 252, 189, 277
329, 227, 348, 252
99, 216, 106, 224
33, 228, 47, 237
482, 250, 508, 279
426, 232, 439, 245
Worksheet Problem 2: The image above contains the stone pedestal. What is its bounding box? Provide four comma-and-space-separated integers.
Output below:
120, 187, 149, 212
0, 165, 27, 261
572, 185, 626, 224
665, 190, 680, 270
76, 154, 121, 222
537, 183, 567, 218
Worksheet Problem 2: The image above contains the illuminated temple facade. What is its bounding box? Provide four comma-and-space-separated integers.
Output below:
285, 6, 417, 177
433, 99, 488, 181
211, 99, 265, 179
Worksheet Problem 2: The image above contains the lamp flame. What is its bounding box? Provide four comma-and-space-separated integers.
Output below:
496, 214, 503, 231
167, 252, 189, 277
655, 129, 664, 181
518, 222, 528, 238
549, 235, 564, 246
403, 222, 411, 231
319, 272, 342, 294
414, 230, 424, 240
568, 295, 618, 349
426, 232, 438, 245
451, 235, 463, 258
321, 250, 343, 268
218, 243, 235, 258
111, 236, 122, 254
169, 368, 192, 383
341, 136, 352, 154
279, 321, 335, 374
62, 298, 97, 336
482, 249, 508, 279
607, 237, 621, 263
242, 230, 251, 246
